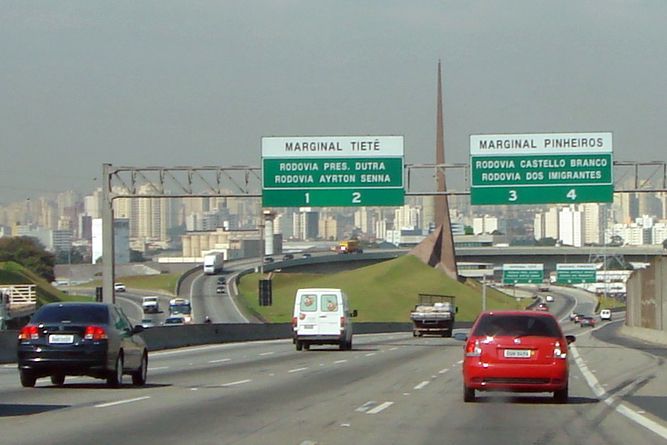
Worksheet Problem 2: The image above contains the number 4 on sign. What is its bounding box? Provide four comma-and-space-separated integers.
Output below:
566, 189, 577, 200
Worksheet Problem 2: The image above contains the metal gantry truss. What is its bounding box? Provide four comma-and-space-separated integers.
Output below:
101, 161, 667, 303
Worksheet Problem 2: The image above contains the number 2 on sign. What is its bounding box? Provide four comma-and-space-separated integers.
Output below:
352, 192, 361, 204
566, 189, 577, 200
508, 190, 517, 202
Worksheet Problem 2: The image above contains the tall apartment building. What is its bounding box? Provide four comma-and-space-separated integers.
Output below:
559, 206, 584, 247
473, 215, 498, 234
394, 205, 421, 230
580, 203, 604, 245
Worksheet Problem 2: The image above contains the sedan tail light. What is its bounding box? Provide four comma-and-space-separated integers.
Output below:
340, 316, 346, 332
84, 326, 108, 340
18, 325, 39, 340
465, 339, 482, 357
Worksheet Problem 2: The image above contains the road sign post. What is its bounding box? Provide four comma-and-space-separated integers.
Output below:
262, 136, 404, 207
470, 132, 613, 205
556, 263, 597, 284
502, 264, 544, 285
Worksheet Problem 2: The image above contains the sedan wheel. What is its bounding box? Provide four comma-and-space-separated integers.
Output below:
20, 370, 36, 388
132, 351, 148, 386
554, 386, 569, 404
107, 353, 124, 388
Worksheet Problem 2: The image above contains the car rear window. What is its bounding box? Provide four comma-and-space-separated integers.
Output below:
321, 294, 339, 312
472, 314, 561, 338
32, 305, 109, 324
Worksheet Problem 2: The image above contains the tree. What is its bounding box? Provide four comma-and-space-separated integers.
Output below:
0, 236, 55, 282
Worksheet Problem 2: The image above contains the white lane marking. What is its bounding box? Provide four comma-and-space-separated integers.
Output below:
367, 401, 394, 414
222, 379, 251, 387
355, 401, 376, 412
209, 358, 231, 363
148, 366, 169, 371
414, 381, 430, 390
259, 352, 274, 356
389, 347, 398, 351
95, 396, 151, 408
289, 367, 309, 373
438, 368, 449, 374
572, 345, 667, 440
365, 353, 376, 357
456, 360, 463, 364
334, 359, 348, 364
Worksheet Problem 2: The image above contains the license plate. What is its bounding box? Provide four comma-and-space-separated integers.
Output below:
303, 324, 314, 329
504, 349, 531, 358
49, 334, 74, 344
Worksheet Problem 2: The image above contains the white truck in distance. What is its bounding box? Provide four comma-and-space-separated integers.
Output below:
141, 296, 160, 314
203, 252, 224, 275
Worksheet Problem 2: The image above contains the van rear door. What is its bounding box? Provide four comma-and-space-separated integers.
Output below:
296, 292, 320, 336
317, 293, 341, 337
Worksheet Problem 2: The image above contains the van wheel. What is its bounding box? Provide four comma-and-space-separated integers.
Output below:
346, 339, 353, 350
296, 341, 303, 351
339, 340, 346, 351
304, 343, 310, 350
51, 374, 65, 386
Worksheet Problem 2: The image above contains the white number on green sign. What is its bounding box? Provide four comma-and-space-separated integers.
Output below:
508, 190, 518, 202
566, 189, 577, 200
305, 192, 310, 204
352, 192, 361, 204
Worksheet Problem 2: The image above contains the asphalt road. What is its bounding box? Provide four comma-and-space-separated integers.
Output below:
2, 292, 667, 445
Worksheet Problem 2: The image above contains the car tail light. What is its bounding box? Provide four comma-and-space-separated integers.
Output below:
84, 326, 108, 340
292, 317, 297, 327
18, 325, 39, 340
465, 339, 482, 357
340, 316, 346, 331
553, 341, 567, 359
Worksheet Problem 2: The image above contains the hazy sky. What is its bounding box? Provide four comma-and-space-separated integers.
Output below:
1, 1, 665, 203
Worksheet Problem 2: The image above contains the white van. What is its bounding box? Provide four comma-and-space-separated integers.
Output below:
292, 288, 357, 351
600, 309, 612, 321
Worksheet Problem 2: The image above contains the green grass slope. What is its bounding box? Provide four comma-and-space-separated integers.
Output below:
238, 255, 524, 322
0, 261, 77, 305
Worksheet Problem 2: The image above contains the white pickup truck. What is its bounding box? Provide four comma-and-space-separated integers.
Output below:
141, 296, 160, 314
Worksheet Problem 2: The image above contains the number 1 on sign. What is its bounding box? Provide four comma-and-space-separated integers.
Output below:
305, 192, 310, 204
566, 189, 577, 200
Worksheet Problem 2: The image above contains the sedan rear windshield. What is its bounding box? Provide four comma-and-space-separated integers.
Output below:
472, 314, 561, 338
32, 305, 109, 324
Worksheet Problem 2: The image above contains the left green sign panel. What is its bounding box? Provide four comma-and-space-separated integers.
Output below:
262, 136, 405, 207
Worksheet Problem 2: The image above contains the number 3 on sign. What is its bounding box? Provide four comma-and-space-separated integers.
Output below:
508, 190, 517, 202
352, 192, 361, 204
566, 189, 577, 200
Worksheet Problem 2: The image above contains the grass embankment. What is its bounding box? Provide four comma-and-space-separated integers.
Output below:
238, 255, 524, 322
597, 295, 627, 310
85, 274, 179, 295
0, 261, 90, 304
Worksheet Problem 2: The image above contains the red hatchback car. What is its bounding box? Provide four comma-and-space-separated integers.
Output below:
462, 310, 575, 403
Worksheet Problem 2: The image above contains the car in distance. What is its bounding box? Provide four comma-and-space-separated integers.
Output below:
282, 253, 294, 261
462, 310, 575, 403
579, 315, 597, 327
600, 309, 612, 321
113, 282, 126, 292
545, 295, 554, 303
163, 315, 186, 326
141, 296, 160, 314
535, 302, 549, 312
17, 302, 148, 388
140, 318, 155, 329
263, 257, 274, 263
217, 276, 226, 284
216, 285, 226, 294
302, 253, 312, 259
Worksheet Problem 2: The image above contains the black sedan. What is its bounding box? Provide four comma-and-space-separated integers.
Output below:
17, 302, 148, 388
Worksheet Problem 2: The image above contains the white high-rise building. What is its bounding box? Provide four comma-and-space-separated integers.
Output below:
354, 207, 371, 234
473, 215, 498, 234
580, 203, 604, 245
394, 205, 421, 230
559, 206, 584, 247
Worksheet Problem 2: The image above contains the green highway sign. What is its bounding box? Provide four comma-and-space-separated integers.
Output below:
556, 264, 597, 284
470, 132, 614, 205
502, 264, 544, 284
262, 136, 404, 207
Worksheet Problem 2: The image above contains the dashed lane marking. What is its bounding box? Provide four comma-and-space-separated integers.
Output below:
414, 381, 430, 390
221, 379, 251, 387
95, 396, 151, 408
209, 358, 231, 363
289, 367, 309, 373
367, 402, 394, 414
